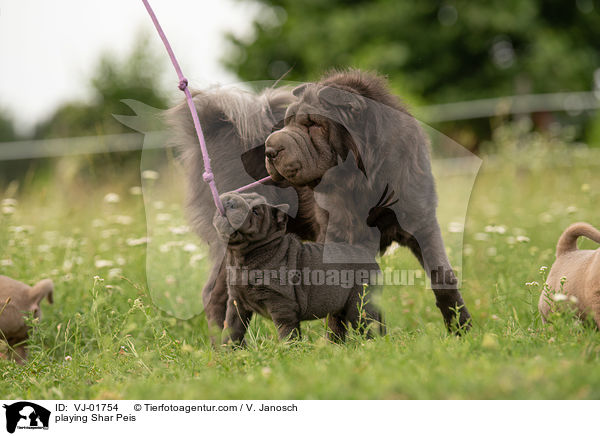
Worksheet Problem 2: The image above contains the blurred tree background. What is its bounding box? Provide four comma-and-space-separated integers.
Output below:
224, 0, 600, 148
2, 0, 600, 183
0, 35, 169, 184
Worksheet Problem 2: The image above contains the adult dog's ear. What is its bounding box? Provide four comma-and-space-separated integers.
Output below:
317, 86, 365, 114
292, 83, 308, 97
240, 145, 270, 181
273, 204, 289, 228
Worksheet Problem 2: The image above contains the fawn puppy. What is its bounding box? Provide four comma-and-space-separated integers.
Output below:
0, 276, 54, 363
539, 222, 600, 327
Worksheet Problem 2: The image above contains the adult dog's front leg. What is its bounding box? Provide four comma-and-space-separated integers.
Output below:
413, 221, 471, 333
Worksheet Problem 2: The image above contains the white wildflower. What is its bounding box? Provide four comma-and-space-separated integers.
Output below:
2, 205, 15, 215
566, 205, 578, 214
142, 170, 160, 180
553, 293, 568, 302
189, 253, 206, 266
64, 355, 72, 362
103, 193, 120, 204
126, 237, 149, 247
129, 186, 143, 195
484, 225, 507, 234
516, 235, 530, 243
183, 243, 198, 252
569, 295, 579, 304
169, 225, 190, 235
0, 259, 13, 267
1, 198, 17, 207
448, 222, 464, 233
94, 259, 114, 269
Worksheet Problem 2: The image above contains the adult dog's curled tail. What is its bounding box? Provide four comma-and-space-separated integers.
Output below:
556, 222, 600, 257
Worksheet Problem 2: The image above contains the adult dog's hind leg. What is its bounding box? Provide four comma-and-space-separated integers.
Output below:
203, 260, 229, 344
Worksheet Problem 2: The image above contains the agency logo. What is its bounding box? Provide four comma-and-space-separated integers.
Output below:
2, 402, 50, 433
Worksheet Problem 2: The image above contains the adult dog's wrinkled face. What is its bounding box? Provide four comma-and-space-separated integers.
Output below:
264, 84, 366, 187
213, 192, 289, 251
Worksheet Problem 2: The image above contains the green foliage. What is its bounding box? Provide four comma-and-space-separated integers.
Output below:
34, 34, 168, 139
0, 110, 18, 142
225, 0, 600, 106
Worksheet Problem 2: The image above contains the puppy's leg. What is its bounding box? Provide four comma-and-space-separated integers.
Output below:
203, 261, 229, 344
364, 304, 386, 336
413, 222, 471, 333
265, 302, 301, 341
273, 319, 301, 341
344, 292, 377, 338
325, 315, 347, 342
222, 297, 252, 346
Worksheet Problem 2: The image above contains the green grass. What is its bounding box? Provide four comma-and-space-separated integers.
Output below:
1, 134, 600, 399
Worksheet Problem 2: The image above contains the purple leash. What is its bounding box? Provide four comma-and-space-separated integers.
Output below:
142, 0, 272, 215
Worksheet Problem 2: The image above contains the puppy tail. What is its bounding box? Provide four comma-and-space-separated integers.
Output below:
30, 279, 54, 305
556, 222, 600, 257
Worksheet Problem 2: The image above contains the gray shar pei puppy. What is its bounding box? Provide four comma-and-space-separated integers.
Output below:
213, 191, 384, 344
168, 70, 470, 335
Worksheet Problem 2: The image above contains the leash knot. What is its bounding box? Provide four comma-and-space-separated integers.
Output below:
202, 171, 214, 183
178, 78, 189, 91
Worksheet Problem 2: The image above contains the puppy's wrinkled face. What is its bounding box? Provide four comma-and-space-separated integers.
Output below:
213, 192, 289, 250
264, 84, 365, 187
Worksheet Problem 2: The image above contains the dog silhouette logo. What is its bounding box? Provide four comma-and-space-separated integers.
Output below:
2, 402, 50, 433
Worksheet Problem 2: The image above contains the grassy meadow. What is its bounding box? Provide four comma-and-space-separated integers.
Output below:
1, 127, 600, 400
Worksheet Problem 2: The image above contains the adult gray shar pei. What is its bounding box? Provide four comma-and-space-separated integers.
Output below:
169, 69, 470, 336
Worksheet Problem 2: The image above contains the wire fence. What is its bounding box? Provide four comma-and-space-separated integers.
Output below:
0, 91, 599, 161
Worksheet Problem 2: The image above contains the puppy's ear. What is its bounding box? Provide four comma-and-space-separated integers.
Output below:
292, 83, 308, 98
273, 204, 289, 228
